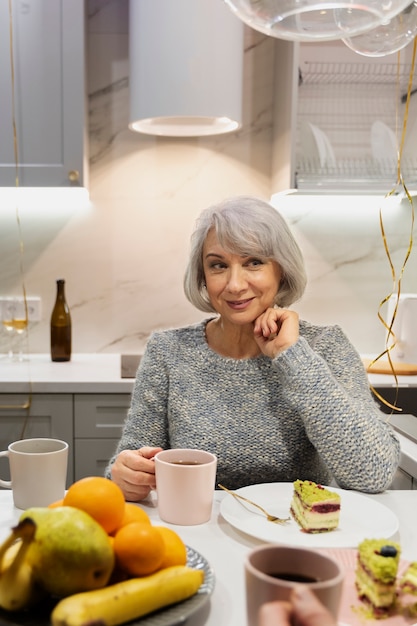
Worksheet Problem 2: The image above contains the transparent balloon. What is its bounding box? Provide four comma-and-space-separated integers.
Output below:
343, 1, 417, 57
223, 0, 412, 42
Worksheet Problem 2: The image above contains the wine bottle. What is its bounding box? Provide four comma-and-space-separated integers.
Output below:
50, 279, 71, 362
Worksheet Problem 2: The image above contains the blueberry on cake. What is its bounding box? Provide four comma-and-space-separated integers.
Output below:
290, 479, 341, 533
355, 539, 401, 615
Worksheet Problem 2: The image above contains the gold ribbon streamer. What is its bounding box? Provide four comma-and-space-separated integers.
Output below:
368, 38, 416, 414
0, 1, 32, 419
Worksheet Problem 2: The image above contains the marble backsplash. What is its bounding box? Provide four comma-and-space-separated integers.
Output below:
0, 0, 416, 360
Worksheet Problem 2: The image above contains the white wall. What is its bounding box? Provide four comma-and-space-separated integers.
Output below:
1, 0, 416, 359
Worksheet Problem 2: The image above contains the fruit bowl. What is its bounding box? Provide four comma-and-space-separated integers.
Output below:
0, 546, 215, 626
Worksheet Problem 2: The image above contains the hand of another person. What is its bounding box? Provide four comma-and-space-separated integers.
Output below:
253, 307, 299, 359
110, 446, 163, 502
258, 586, 337, 626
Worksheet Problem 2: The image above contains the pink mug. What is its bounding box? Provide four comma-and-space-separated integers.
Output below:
154, 448, 217, 525
245, 544, 344, 626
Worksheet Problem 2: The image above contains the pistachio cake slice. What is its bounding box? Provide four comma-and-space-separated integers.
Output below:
355, 539, 401, 615
290, 479, 341, 533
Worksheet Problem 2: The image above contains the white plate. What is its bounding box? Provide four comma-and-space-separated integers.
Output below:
0, 546, 215, 626
371, 120, 397, 163
220, 483, 399, 548
300, 121, 336, 168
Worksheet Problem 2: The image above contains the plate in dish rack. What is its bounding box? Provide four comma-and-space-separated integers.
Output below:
324, 549, 417, 625
0, 546, 215, 626
220, 483, 399, 548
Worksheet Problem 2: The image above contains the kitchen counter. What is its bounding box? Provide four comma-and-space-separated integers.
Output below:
0, 353, 135, 393
1, 353, 417, 394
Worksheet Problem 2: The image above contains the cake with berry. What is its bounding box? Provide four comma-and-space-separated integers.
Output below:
355, 538, 401, 615
399, 562, 417, 595
290, 479, 341, 533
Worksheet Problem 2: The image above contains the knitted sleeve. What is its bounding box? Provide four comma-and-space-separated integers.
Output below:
105, 333, 170, 476
273, 325, 400, 493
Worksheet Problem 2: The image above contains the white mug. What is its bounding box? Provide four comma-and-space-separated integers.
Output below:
154, 448, 217, 525
386, 293, 417, 364
0, 438, 69, 509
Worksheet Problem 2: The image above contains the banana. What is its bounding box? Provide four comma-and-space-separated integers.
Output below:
51, 565, 204, 626
0, 518, 45, 611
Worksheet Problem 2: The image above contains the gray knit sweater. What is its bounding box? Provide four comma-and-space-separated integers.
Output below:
106, 319, 400, 493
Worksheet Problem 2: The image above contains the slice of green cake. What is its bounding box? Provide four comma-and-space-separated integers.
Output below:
399, 562, 417, 595
355, 538, 401, 615
290, 479, 341, 533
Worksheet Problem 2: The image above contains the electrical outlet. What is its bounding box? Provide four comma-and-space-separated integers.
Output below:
26, 297, 42, 322
0, 297, 42, 322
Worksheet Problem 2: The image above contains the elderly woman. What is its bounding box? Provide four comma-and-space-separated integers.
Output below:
106, 196, 400, 502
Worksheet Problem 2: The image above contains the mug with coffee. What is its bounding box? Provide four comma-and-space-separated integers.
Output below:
0, 438, 69, 509
154, 448, 217, 525
245, 544, 344, 626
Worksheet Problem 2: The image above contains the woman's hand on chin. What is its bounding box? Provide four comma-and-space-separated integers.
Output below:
253, 307, 299, 359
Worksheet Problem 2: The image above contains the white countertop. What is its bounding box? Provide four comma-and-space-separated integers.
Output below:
367, 371, 417, 388
1, 353, 417, 394
1, 489, 417, 626
0, 353, 135, 393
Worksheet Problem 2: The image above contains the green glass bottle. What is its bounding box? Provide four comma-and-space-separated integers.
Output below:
50, 279, 71, 362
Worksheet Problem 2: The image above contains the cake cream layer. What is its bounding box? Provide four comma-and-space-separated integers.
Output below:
290, 497, 339, 531
356, 563, 397, 609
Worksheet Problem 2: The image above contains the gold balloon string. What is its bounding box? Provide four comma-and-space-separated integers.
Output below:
0, 1, 32, 417
368, 39, 416, 414
398, 38, 417, 168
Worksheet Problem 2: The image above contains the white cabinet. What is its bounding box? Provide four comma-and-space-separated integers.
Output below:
0, 0, 87, 187
0, 393, 74, 487
74, 394, 131, 480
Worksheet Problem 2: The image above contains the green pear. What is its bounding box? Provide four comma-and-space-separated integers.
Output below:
20, 506, 115, 597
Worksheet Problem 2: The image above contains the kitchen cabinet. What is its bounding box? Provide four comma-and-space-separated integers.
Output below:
0, 392, 131, 486
376, 389, 417, 419
390, 467, 415, 490
0, 0, 87, 187
74, 394, 131, 481
0, 393, 73, 487
272, 39, 417, 192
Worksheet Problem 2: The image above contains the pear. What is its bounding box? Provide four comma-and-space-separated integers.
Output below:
20, 506, 115, 598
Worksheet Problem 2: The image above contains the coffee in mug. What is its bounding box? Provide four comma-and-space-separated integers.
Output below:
245, 544, 344, 626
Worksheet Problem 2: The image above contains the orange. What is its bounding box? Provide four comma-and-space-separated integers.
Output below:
112, 503, 151, 534
154, 526, 187, 569
113, 522, 165, 577
63, 476, 125, 534
48, 498, 65, 508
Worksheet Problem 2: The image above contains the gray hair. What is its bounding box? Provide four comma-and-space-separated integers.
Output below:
183, 196, 307, 312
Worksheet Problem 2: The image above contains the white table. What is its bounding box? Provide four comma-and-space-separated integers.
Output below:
1, 489, 417, 626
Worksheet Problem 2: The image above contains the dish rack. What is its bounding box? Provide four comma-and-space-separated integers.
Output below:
295, 53, 417, 190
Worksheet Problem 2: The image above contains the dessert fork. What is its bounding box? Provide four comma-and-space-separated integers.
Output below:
218, 484, 290, 525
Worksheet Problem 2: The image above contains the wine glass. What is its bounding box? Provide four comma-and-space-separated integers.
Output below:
1, 297, 28, 361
